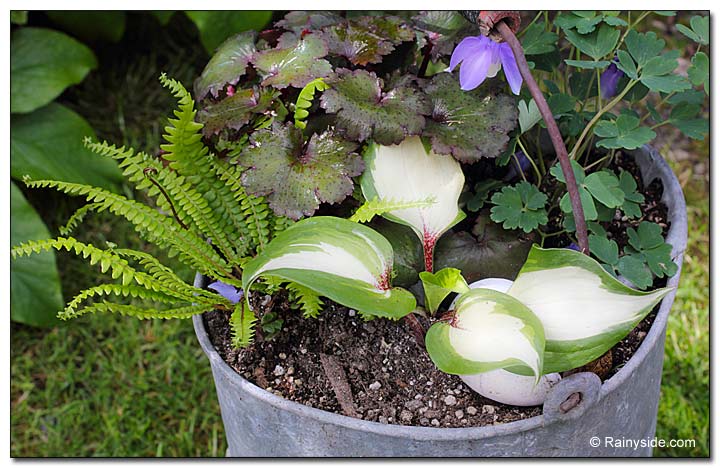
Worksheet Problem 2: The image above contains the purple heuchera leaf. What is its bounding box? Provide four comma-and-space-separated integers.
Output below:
448, 35, 522, 94
600, 59, 624, 99
208, 281, 243, 304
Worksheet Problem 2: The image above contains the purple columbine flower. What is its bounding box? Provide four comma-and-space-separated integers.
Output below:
504, 151, 531, 181
600, 59, 624, 99
566, 243, 581, 252
208, 280, 243, 304
447, 35, 522, 94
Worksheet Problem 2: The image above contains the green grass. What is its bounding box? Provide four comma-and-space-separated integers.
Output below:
11, 318, 224, 457
653, 158, 709, 458
11, 205, 225, 457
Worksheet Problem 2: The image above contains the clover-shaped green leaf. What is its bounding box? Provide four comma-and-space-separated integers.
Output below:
251, 33, 332, 89
563, 24, 619, 61
194, 31, 256, 100
320, 69, 430, 145
618, 170, 645, 219
676, 15, 709, 45
619, 32, 691, 94
237, 123, 363, 219
490, 181, 548, 233
669, 102, 708, 140
593, 113, 656, 150
197, 87, 278, 136
583, 170, 625, 208
554, 11, 627, 34
625, 30, 665, 68
626, 222, 678, 279
688, 51, 709, 94
551, 161, 626, 222
422, 72, 517, 163
518, 99, 542, 134
588, 234, 653, 289
522, 23, 559, 55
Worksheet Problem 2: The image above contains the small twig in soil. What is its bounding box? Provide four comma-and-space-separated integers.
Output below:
319, 353, 358, 418
253, 367, 269, 389
403, 314, 427, 349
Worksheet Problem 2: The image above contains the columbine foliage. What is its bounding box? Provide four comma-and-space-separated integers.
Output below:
490, 181, 548, 233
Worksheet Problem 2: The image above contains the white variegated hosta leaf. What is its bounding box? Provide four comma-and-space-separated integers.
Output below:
242, 216, 416, 319
508, 245, 672, 373
361, 136, 465, 272
425, 288, 545, 379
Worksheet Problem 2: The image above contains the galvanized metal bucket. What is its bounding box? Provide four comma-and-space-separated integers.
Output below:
193, 146, 687, 457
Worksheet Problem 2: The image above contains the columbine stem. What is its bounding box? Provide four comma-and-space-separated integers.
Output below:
496, 20, 589, 254
569, 79, 639, 160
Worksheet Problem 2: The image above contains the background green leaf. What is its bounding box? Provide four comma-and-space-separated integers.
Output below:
11, 103, 124, 192
46, 11, 127, 43
185, 11, 273, 54
564, 24, 619, 61
11, 182, 64, 327
11, 27, 97, 113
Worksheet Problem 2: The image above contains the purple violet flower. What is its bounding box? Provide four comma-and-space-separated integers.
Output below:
448, 35, 523, 94
504, 151, 531, 181
600, 59, 624, 99
566, 243, 581, 252
208, 280, 243, 304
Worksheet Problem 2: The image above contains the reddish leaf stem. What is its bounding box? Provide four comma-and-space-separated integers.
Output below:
496, 20, 589, 254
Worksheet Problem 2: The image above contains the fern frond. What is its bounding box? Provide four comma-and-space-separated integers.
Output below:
12, 237, 138, 285
84, 139, 195, 229
83, 139, 164, 188
230, 302, 257, 348
294, 78, 329, 129
159, 73, 207, 168
114, 248, 224, 304
349, 196, 437, 223
61, 284, 182, 320
59, 202, 104, 236
214, 160, 272, 252
271, 214, 295, 237
286, 282, 324, 319
70, 300, 214, 320
85, 139, 242, 264
22, 179, 235, 282
159, 75, 259, 260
